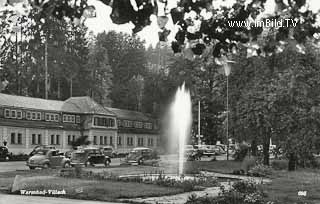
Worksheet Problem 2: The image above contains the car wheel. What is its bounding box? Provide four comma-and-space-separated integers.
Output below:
29, 166, 35, 170
43, 163, 50, 169
64, 162, 71, 168
138, 159, 143, 165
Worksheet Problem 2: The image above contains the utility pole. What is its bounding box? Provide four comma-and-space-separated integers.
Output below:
44, 36, 48, 99
198, 100, 201, 146
226, 75, 229, 160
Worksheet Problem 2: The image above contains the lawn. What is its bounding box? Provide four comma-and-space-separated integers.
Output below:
10, 175, 185, 202
261, 169, 320, 204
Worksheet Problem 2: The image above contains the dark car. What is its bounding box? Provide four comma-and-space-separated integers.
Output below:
100, 146, 117, 158
70, 147, 111, 167
0, 146, 12, 161
26, 149, 71, 169
123, 147, 159, 165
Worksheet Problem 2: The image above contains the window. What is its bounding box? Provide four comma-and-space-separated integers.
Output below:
100, 136, 103, 145
72, 135, 75, 142
56, 135, 60, 145
148, 138, 154, 146
117, 136, 122, 146
11, 133, 15, 144
93, 117, 115, 127
26, 112, 31, 120
17, 133, 22, 144
104, 136, 107, 145
110, 136, 113, 145
50, 115, 55, 121
32, 112, 36, 120
117, 120, 121, 127
134, 122, 143, 128
68, 135, 71, 145
51, 135, 55, 145
32, 134, 36, 145
128, 121, 133, 127
63, 114, 75, 123
76, 116, 80, 123
38, 134, 41, 145
46, 114, 50, 121
4, 109, 10, 118
144, 123, 152, 129
37, 112, 41, 120
54, 114, 59, 122
11, 110, 16, 118
138, 138, 144, 146
93, 136, 97, 145
17, 111, 22, 119
127, 137, 133, 146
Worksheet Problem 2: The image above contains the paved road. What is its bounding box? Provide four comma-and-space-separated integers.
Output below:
0, 161, 28, 172
0, 194, 127, 204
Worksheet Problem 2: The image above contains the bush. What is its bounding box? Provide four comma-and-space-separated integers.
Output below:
186, 180, 269, 204
248, 164, 273, 177
271, 160, 288, 170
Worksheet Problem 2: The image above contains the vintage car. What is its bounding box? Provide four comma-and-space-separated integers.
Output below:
0, 146, 12, 161
29, 145, 56, 157
26, 149, 71, 169
123, 147, 159, 166
70, 147, 111, 167
100, 146, 117, 158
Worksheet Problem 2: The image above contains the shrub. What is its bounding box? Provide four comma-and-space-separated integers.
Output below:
248, 164, 273, 177
271, 160, 288, 170
186, 180, 269, 204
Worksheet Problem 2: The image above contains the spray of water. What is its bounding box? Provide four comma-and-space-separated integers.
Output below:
170, 83, 192, 175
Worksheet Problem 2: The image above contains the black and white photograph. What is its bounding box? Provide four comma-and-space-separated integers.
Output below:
0, 0, 320, 203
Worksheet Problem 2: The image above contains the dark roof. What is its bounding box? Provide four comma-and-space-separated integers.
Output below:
107, 107, 154, 122
0, 93, 114, 116
65, 97, 115, 116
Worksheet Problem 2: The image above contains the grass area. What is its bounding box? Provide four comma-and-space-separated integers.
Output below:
11, 176, 185, 201
184, 160, 242, 174
261, 169, 320, 204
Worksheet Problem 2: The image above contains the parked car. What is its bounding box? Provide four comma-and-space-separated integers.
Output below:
29, 145, 56, 157
100, 146, 117, 158
26, 149, 71, 169
70, 147, 111, 167
0, 146, 12, 161
123, 147, 159, 165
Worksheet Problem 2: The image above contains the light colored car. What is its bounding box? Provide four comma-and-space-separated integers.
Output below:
26, 149, 71, 169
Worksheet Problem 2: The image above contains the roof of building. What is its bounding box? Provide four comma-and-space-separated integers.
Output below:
65, 97, 115, 115
0, 93, 114, 116
107, 107, 155, 122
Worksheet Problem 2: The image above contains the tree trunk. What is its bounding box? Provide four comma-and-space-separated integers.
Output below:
263, 128, 270, 166
251, 139, 258, 156
288, 152, 297, 171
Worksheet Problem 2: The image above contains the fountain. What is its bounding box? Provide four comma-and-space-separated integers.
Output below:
169, 83, 192, 175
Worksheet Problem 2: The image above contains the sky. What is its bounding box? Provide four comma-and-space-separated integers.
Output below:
84, 0, 320, 47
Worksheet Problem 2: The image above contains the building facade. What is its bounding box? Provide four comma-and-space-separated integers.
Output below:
0, 93, 159, 154
108, 108, 160, 154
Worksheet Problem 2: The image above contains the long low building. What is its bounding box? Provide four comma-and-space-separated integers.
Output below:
0, 93, 160, 154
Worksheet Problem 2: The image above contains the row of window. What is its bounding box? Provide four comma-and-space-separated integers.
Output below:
118, 120, 153, 129
93, 136, 113, 145
93, 117, 115, 127
4, 109, 80, 124
50, 135, 60, 145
